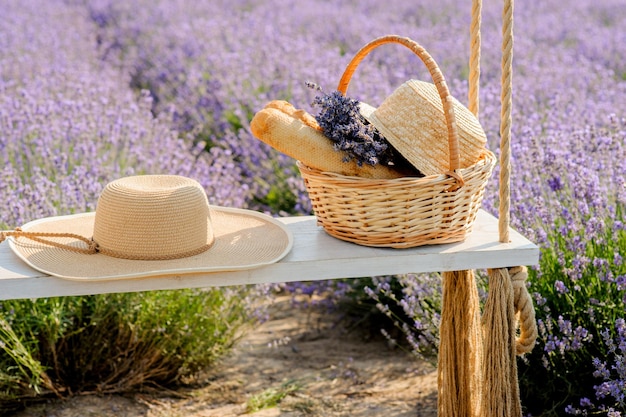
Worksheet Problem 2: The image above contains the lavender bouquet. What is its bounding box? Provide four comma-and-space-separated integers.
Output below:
308, 83, 421, 176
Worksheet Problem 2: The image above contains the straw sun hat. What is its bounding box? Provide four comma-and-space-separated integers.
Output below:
359, 79, 488, 176
1, 175, 293, 281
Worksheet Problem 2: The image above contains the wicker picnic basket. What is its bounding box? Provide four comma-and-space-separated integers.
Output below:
298, 35, 497, 248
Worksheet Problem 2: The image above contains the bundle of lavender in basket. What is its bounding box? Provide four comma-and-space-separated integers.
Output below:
307, 83, 421, 177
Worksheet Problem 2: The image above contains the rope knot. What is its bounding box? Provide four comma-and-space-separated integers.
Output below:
88, 239, 100, 254
508, 266, 538, 355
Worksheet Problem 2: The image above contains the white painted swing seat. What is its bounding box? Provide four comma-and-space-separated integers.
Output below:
0, 209, 538, 301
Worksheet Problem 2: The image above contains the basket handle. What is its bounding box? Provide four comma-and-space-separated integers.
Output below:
337, 35, 462, 176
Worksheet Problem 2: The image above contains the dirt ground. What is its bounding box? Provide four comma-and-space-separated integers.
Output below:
12, 296, 438, 417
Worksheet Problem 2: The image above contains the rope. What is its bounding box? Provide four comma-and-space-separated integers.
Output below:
1, 228, 98, 255
0, 228, 213, 261
510, 266, 538, 354
482, 268, 522, 417
438, 270, 483, 417
480, 266, 536, 417
469, 0, 482, 117
499, 0, 514, 243
457, 1, 537, 416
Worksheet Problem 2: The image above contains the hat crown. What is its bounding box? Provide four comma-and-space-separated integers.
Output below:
93, 175, 213, 260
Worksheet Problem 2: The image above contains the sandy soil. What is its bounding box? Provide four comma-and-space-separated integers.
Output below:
12, 296, 437, 417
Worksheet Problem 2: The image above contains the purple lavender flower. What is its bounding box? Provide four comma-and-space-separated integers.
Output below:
309, 85, 407, 169
555, 280, 569, 295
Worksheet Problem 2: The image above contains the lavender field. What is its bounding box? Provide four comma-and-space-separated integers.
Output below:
1, 0, 625, 415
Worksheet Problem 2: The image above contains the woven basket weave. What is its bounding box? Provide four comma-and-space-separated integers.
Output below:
299, 35, 496, 248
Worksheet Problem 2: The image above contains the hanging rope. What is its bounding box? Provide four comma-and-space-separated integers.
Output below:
438, 0, 538, 416
468, 0, 482, 117
499, 0, 514, 244
478, 0, 538, 415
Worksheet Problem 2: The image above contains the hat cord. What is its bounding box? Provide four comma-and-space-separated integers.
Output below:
2, 228, 216, 260
0, 228, 98, 255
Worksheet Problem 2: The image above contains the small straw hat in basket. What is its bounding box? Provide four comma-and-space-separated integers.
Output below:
298, 35, 496, 248
359, 79, 487, 176
1, 175, 293, 280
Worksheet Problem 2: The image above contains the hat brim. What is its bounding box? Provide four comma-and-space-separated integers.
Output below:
8, 207, 293, 281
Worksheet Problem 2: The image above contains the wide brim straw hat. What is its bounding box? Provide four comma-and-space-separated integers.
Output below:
359, 79, 488, 176
3, 175, 293, 281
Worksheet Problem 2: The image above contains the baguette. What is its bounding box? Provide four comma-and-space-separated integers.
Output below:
250, 101, 405, 179
264, 100, 321, 131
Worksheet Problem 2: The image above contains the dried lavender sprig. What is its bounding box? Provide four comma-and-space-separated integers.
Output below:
309, 84, 397, 167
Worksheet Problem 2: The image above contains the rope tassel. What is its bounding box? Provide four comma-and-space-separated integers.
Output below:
438, 270, 483, 417
480, 266, 536, 417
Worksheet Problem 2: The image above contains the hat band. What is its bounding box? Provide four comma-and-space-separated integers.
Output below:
95, 241, 213, 260
1, 229, 213, 260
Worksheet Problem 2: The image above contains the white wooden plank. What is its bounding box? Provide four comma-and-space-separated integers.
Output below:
0, 210, 539, 300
